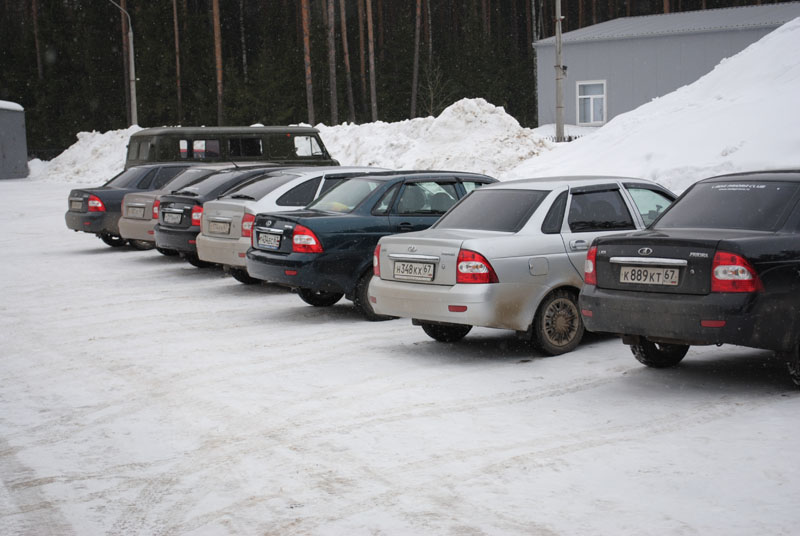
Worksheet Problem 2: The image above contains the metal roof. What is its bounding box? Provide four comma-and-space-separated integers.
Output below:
535, 2, 800, 46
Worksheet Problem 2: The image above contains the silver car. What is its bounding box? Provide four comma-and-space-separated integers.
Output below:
369, 176, 676, 355
196, 166, 387, 283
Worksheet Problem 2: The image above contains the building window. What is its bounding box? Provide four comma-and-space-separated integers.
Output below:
577, 81, 606, 126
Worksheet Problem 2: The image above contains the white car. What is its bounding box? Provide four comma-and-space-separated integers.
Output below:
369, 176, 676, 355
197, 166, 388, 283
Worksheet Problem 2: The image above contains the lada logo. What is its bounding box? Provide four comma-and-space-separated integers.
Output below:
265, 220, 273, 226
638, 247, 653, 256
408, 245, 418, 253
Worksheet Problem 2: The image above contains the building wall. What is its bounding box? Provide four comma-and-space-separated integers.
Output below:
0, 109, 29, 179
535, 27, 776, 127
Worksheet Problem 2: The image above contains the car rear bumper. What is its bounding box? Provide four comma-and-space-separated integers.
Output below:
118, 217, 155, 242
65, 211, 108, 234
196, 234, 249, 267
245, 248, 354, 293
154, 224, 200, 254
369, 277, 542, 332
579, 285, 788, 351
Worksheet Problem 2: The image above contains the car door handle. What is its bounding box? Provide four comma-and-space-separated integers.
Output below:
570, 240, 588, 251
398, 223, 414, 231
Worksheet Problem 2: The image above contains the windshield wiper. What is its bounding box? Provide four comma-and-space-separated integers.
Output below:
229, 194, 255, 200
173, 190, 199, 197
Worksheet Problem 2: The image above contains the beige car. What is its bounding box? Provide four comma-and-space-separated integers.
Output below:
197, 166, 386, 283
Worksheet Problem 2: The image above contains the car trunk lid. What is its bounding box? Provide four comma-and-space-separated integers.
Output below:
158, 194, 201, 230
123, 192, 156, 220
202, 199, 252, 239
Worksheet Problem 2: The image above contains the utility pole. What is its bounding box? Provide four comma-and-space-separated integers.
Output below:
554, 0, 566, 142
109, 0, 138, 126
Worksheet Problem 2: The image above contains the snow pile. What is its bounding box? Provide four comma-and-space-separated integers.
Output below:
317, 98, 551, 176
511, 16, 800, 192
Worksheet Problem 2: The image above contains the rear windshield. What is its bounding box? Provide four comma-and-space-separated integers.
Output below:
434, 189, 549, 232
104, 167, 149, 188
221, 173, 300, 199
655, 181, 800, 231
307, 178, 383, 213
164, 167, 226, 193
173, 169, 260, 196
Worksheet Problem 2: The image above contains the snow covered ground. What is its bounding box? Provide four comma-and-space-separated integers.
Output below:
3, 16, 800, 536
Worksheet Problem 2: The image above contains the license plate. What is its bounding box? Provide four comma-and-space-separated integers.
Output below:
257, 232, 281, 249
70, 201, 82, 210
127, 206, 145, 218
164, 212, 182, 224
394, 261, 435, 282
209, 221, 230, 234
620, 266, 679, 286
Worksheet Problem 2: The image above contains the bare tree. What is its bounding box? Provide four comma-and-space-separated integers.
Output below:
339, 0, 356, 123
327, 0, 338, 125
239, 0, 248, 84
410, 0, 422, 118
301, 0, 315, 124
358, 0, 368, 117
120, 0, 131, 125
366, 0, 378, 121
172, 0, 183, 123
212, 0, 224, 125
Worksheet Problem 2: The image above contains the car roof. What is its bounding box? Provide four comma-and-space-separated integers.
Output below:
700, 170, 800, 183
131, 126, 320, 137
262, 166, 389, 178
482, 175, 660, 191
345, 170, 495, 181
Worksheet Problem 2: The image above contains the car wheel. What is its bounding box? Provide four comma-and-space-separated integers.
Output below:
630, 340, 689, 368
785, 344, 800, 387
297, 288, 343, 307
99, 233, 127, 247
533, 289, 584, 356
156, 247, 179, 256
184, 254, 213, 268
353, 272, 393, 321
129, 239, 155, 251
420, 323, 472, 343
230, 268, 260, 285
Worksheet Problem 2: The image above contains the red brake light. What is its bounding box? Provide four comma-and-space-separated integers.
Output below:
711, 251, 762, 293
87, 195, 106, 212
190, 205, 203, 226
584, 246, 598, 285
241, 212, 255, 238
152, 200, 160, 219
292, 224, 323, 253
456, 249, 498, 284
373, 244, 381, 276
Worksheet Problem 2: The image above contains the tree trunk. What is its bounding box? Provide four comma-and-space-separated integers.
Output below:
426, 0, 432, 66
339, 0, 356, 123
366, 0, 378, 121
663, 0, 670, 14
377, 0, 384, 64
212, 0, 224, 125
239, 0, 248, 84
301, 0, 315, 125
358, 0, 368, 118
172, 0, 183, 124
121, 0, 131, 125
327, 0, 338, 125
410, 0, 422, 118
32, 0, 42, 79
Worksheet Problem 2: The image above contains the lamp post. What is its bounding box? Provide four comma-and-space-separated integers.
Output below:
109, 0, 138, 126
554, 0, 565, 142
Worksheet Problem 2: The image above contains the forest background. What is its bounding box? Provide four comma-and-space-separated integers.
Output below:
0, 0, 783, 159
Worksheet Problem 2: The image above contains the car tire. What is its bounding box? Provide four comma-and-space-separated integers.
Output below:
630, 340, 689, 368
184, 254, 213, 268
297, 288, 343, 307
129, 239, 155, 251
230, 268, 260, 285
156, 247, 179, 256
784, 344, 800, 387
353, 272, 393, 321
99, 233, 127, 248
532, 289, 584, 356
420, 323, 472, 343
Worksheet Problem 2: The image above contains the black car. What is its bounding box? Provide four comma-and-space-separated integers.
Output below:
579, 170, 800, 384
65, 163, 191, 248
246, 171, 496, 319
154, 165, 283, 266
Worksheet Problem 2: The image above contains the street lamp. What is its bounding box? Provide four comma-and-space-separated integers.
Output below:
109, 0, 138, 125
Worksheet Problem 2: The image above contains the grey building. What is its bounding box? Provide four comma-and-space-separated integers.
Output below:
534, 3, 800, 128
0, 100, 29, 179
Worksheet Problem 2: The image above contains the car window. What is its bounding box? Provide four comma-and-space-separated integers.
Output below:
461, 180, 487, 193
228, 137, 264, 157
293, 135, 324, 156
127, 141, 139, 161
104, 167, 148, 188
434, 189, 549, 232
164, 168, 218, 192
541, 191, 568, 234
152, 167, 187, 189
277, 177, 321, 206
320, 177, 346, 195
655, 181, 800, 231
568, 189, 636, 232
307, 178, 383, 213
136, 169, 160, 189
396, 182, 459, 215
626, 187, 674, 227
373, 183, 400, 215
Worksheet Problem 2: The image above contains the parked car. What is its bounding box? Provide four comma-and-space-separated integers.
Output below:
65, 163, 191, 248
369, 176, 676, 354
118, 164, 263, 254
154, 166, 284, 266
246, 171, 496, 319
197, 166, 388, 284
579, 170, 800, 383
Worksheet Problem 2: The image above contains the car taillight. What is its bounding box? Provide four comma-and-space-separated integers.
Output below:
292, 224, 323, 253
87, 195, 106, 212
152, 200, 160, 219
373, 244, 381, 276
711, 251, 762, 293
190, 205, 203, 226
456, 249, 498, 284
241, 212, 255, 238
584, 246, 598, 285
